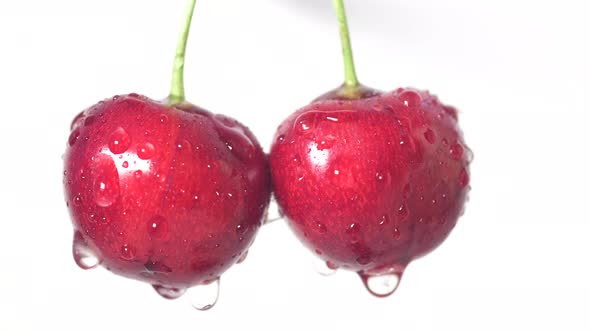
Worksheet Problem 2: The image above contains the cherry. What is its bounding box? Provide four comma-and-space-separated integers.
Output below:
63, 0, 270, 309
269, 0, 471, 297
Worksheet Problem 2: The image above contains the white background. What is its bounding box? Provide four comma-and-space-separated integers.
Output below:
1, 0, 589, 331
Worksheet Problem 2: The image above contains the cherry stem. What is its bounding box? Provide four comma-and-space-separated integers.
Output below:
333, 0, 359, 88
168, 0, 197, 105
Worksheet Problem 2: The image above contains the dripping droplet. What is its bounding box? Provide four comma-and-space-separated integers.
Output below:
312, 255, 338, 276
108, 127, 131, 154
153, 285, 186, 300
72, 231, 101, 270
360, 271, 404, 297
188, 279, 220, 311
236, 250, 249, 264
137, 142, 155, 160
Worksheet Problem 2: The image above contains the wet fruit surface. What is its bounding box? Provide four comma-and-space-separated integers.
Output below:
64, 94, 270, 290
270, 88, 471, 293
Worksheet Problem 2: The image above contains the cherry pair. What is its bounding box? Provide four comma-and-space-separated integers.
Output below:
63, 0, 471, 309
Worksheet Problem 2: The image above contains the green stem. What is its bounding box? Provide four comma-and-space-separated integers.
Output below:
333, 0, 359, 88
169, 0, 197, 105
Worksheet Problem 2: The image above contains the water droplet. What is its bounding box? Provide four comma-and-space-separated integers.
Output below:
93, 173, 120, 208
399, 90, 422, 107
312, 256, 337, 276
120, 244, 136, 260
108, 127, 131, 154
442, 138, 449, 146
176, 139, 191, 152
236, 224, 246, 235
68, 129, 80, 146
315, 222, 327, 234
326, 261, 339, 270
376, 172, 384, 181
155, 172, 166, 184
295, 117, 312, 135
465, 146, 474, 163
159, 114, 168, 124
147, 215, 168, 239
188, 279, 220, 311
236, 250, 249, 264
277, 135, 285, 143
73, 194, 83, 206
360, 271, 403, 297
356, 255, 372, 265
122, 161, 129, 168
70, 111, 85, 130
459, 168, 470, 188
153, 285, 186, 300
398, 204, 408, 219
424, 129, 436, 144
443, 106, 458, 120
137, 142, 155, 160
84, 115, 96, 127
300, 121, 310, 131
325, 115, 339, 122
450, 143, 464, 160
72, 231, 101, 270
379, 215, 390, 226
393, 227, 401, 240
134, 170, 142, 179
346, 223, 361, 235
403, 184, 411, 199
144, 261, 172, 274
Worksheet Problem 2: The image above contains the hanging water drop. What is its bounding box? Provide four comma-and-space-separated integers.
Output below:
360, 271, 404, 297
153, 285, 186, 300
72, 231, 101, 270
188, 279, 220, 311
236, 250, 249, 264
312, 255, 337, 276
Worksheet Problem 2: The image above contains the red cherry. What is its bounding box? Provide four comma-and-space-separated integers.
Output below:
269, 0, 471, 297
62, 0, 270, 309
64, 95, 270, 290
270, 87, 470, 295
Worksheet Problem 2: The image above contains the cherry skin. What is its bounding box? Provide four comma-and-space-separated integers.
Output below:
64, 94, 270, 290
269, 87, 471, 287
